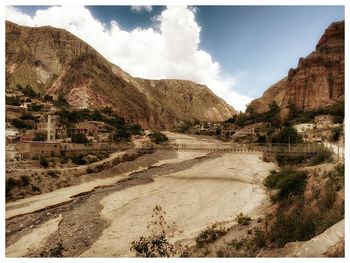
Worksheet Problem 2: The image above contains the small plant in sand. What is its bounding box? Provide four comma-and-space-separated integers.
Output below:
130, 205, 187, 257
236, 213, 252, 225
195, 223, 227, 247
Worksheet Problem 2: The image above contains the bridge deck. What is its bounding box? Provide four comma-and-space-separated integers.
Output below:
62, 143, 321, 157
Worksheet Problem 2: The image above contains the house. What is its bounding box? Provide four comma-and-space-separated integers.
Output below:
16, 141, 62, 159
314, 115, 334, 127
75, 121, 114, 136
5, 105, 27, 122
293, 123, 315, 133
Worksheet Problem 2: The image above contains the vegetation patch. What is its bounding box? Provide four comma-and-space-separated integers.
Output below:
309, 146, 333, 166
236, 213, 252, 225
264, 168, 307, 202
148, 131, 168, 144
195, 223, 227, 247
131, 206, 185, 257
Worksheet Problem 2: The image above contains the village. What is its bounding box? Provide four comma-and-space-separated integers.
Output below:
6, 85, 345, 167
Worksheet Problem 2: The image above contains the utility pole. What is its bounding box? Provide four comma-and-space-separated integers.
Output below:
288, 136, 291, 152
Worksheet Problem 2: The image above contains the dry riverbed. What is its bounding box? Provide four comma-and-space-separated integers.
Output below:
6, 132, 276, 257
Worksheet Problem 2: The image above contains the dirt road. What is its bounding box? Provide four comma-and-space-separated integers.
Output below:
6, 132, 276, 257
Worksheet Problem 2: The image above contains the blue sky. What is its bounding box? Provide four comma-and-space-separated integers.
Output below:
7, 5, 344, 109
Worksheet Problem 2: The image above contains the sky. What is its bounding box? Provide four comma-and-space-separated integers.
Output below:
5, 5, 344, 111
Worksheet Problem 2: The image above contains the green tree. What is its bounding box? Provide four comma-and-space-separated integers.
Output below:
235, 112, 247, 127
33, 133, 47, 141
272, 126, 301, 144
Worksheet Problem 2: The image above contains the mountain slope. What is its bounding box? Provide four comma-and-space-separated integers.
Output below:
6, 21, 236, 129
248, 21, 344, 117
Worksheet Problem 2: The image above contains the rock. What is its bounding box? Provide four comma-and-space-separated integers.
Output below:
6, 21, 236, 129
248, 21, 344, 117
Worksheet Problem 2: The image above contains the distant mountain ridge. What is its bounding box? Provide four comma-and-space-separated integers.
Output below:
249, 21, 344, 117
6, 21, 236, 129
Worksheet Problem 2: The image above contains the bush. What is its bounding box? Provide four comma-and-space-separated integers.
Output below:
71, 155, 87, 165
40, 242, 64, 257
47, 170, 59, 178
33, 133, 47, 141
40, 158, 49, 168
271, 127, 301, 144
28, 103, 44, 111
20, 175, 30, 186
236, 213, 252, 225
12, 118, 34, 129
22, 85, 39, 98
309, 147, 333, 166
6, 96, 21, 106
254, 229, 266, 248
148, 131, 168, 144
32, 185, 41, 192
131, 206, 180, 257
195, 223, 227, 246
264, 168, 307, 201
54, 94, 69, 107
330, 127, 341, 142
276, 154, 307, 166
264, 170, 279, 189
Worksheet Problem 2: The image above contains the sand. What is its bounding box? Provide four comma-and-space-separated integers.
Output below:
6, 215, 62, 257
82, 153, 276, 257
6, 132, 277, 257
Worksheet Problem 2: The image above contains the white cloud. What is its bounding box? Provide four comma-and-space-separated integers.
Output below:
130, 6, 152, 13
5, 5, 251, 111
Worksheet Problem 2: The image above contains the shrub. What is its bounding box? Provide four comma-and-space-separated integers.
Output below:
131, 206, 179, 257
276, 154, 307, 166
22, 85, 39, 98
309, 147, 333, 166
264, 168, 307, 202
271, 127, 301, 144
54, 94, 69, 107
32, 185, 41, 192
6, 96, 21, 106
254, 229, 266, 248
12, 118, 31, 129
195, 223, 227, 246
236, 213, 252, 225
33, 133, 47, 141
20, 175, 30, 186
41, 242, 64, 257
270, 205, 315, 247
318, 179, 337, 211
47, 170, 59, 178
40, 158, 49, 168
71, 155, 87, 165
264, 170, 279, 189
148, 131, 168, 144
330, 127, 341, 142
275, 172, 307, 201
28, 103, 43, 111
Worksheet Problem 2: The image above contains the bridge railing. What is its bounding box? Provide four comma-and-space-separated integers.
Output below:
137, 142, 322, 155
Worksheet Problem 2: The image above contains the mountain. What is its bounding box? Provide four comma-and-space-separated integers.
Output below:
249, 21, 344, 117
5, 21, 236, 129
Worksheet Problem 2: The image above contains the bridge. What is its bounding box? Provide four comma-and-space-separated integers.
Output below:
136, 143, 322, 157
61, 142, 323, 157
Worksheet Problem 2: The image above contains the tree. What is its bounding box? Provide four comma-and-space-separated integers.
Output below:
245, 104, 257, 118
235, 112, 247, 127
33, 133, 47, 141
71, 133, 88, 144
286, 100, 300, 120
272, 127, 301, 144
54, 94, 69, 107
267, 101, 282, 128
